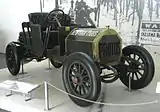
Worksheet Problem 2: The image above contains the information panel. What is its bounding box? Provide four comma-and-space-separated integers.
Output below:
139, 21, 160, 46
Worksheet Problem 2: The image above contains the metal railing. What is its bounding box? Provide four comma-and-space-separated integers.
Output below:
44, 75, 158, 111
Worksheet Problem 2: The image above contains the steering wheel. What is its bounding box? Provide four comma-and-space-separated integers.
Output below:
45, 9, 65, 27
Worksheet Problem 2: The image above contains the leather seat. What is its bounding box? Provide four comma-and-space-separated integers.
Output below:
28, 12, 48, 30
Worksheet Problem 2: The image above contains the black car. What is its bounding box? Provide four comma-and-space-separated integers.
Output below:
5, 9, 155, 107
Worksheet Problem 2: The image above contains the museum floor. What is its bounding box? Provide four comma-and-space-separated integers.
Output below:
0, 45, 160, 112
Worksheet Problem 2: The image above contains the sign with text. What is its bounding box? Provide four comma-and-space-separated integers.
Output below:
139, 21, 160, 46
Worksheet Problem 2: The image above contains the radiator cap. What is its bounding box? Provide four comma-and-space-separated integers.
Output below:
106, 25, 110, 29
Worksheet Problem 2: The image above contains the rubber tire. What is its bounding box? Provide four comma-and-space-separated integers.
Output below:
50, 59, 62, 68
62, 52, 101, 107
119, 45, 155, 90
5, 43, 20, 76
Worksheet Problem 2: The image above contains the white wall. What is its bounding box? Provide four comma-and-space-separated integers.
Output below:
0, 0, 55, 53
1, 0, 160, 53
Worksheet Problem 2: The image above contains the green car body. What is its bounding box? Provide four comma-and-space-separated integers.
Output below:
65, 27, 122, 65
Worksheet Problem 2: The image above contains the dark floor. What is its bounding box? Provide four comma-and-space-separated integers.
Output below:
0, 53, 6, 69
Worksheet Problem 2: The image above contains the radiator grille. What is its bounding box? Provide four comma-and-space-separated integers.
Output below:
100, 42, 121, 56
99, 35, 121, 63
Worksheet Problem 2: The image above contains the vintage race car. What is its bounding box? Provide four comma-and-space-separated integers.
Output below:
5, 9, 155, 107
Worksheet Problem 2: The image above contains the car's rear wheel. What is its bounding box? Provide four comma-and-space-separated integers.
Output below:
62, 52, 101, 107
5, 43, 20, 76
118, 45, 155, 90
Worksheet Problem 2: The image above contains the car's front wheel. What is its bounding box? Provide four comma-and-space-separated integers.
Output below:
118, 45, 155, 90
62, 52, 101, 107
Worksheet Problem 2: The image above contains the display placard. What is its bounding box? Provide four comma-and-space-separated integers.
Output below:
139, 21, 160, 46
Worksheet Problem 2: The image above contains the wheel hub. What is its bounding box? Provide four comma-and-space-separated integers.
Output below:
68, 61, 94, 97
122, 53, 146, 81
129, 62, 139, 69
72, 72, 83, 85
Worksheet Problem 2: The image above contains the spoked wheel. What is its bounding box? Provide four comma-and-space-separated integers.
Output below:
119, 45, 155, 90
5, 43, 20, 76
62, 52, 101, 107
